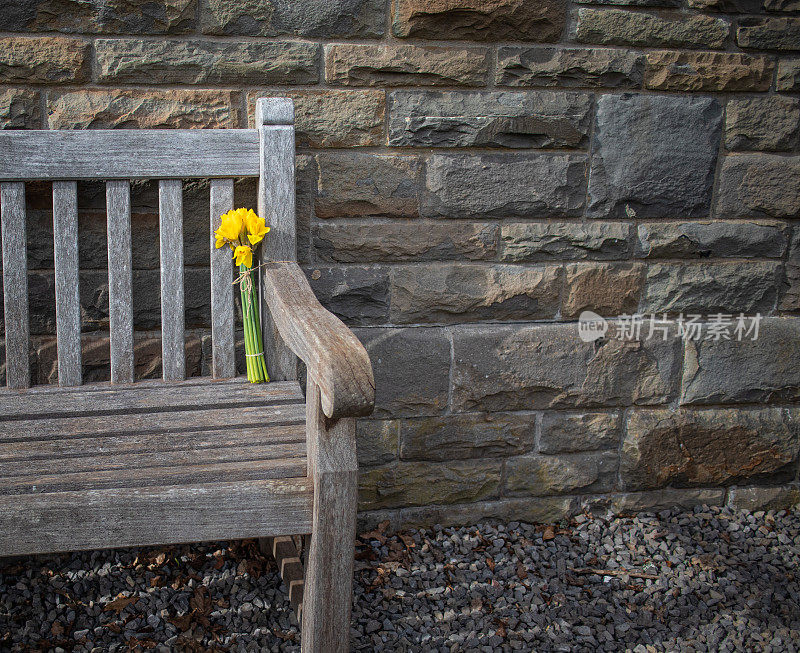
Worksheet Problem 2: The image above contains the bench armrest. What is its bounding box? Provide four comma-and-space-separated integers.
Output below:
260, 261, 375, 420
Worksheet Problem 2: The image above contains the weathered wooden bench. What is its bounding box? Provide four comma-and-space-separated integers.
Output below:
0, 98, 374, 651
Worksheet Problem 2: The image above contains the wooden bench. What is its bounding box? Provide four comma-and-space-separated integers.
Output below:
0, 98, 374, 652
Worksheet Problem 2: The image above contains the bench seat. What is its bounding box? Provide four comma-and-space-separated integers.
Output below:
0, 377, 313, 555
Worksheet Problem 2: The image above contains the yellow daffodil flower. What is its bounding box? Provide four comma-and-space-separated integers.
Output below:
245, 211, 270, 246
215, 209, 246, 248
233, 244, 253, 268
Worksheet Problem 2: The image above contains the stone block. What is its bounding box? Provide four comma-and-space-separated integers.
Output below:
539, 411, 621, 454
621, 407, 800, 489
636, 220, 789, 259
782, 264, 800, 311
359, 460, 501, 510
325, 43, 489, 87
354, 327, 451, 418
392, 0, 566, 41
587, 94, 722, 219
725, 96, 800, 151
505, 451, 618, 496
201, 0, 384, 37
95, 39, 319, 85
423, 153, 586, 218
577, 0, 680, 5
47, 89, 241, 129
0, 0, 195, 34
562, 262, 644, 319
304, 265, 389, 326
451, 323, 680, 412
390, 263, 561, 324
399, 412, 535, 461
716, 154, 800, 219
248, 90, 384, 148
680, 317, 800, 405
575, 8, 729, 49
645, 50, 774, 91
582, 488, 726, 515
0, 89, 40, 129
641, 261, 782, 315
500, 222, 631, 262
687, 0, 761, 10
777, 58, 800, 91
388, 90, 591, 149
0, 37, 89, 84
315, 152, 422, 218
496, 46, 643, 88
356, 420, 399, 467
737, 17, 800, 51
314, 222, 498, 263
727, 485, 800, 511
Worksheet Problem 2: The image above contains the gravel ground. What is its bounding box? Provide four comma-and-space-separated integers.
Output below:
1, 504, 799, 652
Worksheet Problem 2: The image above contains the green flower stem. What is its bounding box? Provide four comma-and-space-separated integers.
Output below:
240, 277, 255, 382
239, 263, 269, 383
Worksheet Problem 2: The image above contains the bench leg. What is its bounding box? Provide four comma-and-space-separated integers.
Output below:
301, 383, 358, 653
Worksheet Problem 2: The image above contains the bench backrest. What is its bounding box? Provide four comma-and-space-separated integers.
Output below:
0, 97, 296, 389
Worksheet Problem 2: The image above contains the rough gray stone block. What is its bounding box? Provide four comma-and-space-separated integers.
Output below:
641, 261, 782, 315
575, 8, 729, 49
0, 36, 90, 84
587, 94, 722, 219
621, 406, 800, 489
399, 412, 535, 462
451, 323, 680, 412
304, 265, 389, 326
539, 411, 621, 454
505, 451, 618, 496
727, 485, 800, 511
777, 58, 800, 91
680, 317, 800, 405
358, 459, 501, 510
354, 327, 451, 418
315, 152, 422, 218
423, 153, 586, 218
501, 222, 631, 262
636, 220, 789, 259
356, 420, 399, 467
725, 96, 800, 151
0, 89, 40, 129
582, 488, 725, 515
314, 222, 498, 263
95, 38, 319, 85
716, 154, 800, 219
497, 46, 643, 88
388, 90, 591, 148
201, 0, 384, 37
390, 263, 561, 324
737, 17, 800, 51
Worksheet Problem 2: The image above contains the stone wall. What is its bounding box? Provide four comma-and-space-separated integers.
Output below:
1, 0, 799, 527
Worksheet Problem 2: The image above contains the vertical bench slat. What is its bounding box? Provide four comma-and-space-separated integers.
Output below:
106, 180, 134, 384
52, 181, 82, 387
158, 179, 185, 381
1, 182, 30, 389
256, 98, 297, 382
210, 178, 235, 379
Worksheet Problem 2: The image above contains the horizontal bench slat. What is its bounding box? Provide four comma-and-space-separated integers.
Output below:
2, 402, 306, 442
0, 379, 304, 419
0, 423, 305, 462
0, 478, 312, 555
0, 130, 260, 180
1, 457, 307, 496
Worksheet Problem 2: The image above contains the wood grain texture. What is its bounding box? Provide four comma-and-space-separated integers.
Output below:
52, 181, 82, 387
0, 478, 312, 556
159, 179, 185, 381
1, 182, 30, 389
106, 180, 134, 384
0, 378, 303, 419
210, 179, 235, 379
257, 99, 297, 382
302, 383, 358, 653
0, 130, 259, 180
262, 262, 374, 419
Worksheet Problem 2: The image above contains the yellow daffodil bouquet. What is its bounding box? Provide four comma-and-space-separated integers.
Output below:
214, 208, 270, 383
